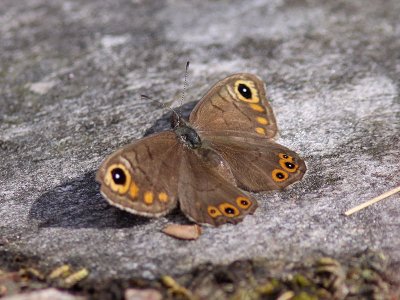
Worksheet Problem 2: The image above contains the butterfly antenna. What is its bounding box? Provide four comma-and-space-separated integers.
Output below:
179, 61, 190, 116
141, 94, 180, 123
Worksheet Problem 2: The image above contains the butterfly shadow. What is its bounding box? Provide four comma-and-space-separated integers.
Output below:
28, 171, 152, 229
28, 101, 199, 229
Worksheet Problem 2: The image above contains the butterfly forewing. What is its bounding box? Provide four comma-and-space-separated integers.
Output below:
96, 131, 181, 217
189, 74, 277, 138
178, 148, 258, 226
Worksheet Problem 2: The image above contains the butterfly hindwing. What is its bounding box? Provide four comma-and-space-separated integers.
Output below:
189, 73, 277, 138
96, 131, 181, 217
178, 148, 258, 226
203, 133, 307, 192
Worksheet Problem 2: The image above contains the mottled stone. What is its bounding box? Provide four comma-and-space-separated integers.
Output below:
0, 0, 399, 284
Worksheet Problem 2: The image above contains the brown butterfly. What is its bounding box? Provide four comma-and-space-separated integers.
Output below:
96, 74, 306, 226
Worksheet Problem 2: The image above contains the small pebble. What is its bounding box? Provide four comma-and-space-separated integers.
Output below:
125, 288, 162, 300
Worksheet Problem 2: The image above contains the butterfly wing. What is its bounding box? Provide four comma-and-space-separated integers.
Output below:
178, 147, 258, 226
189, 73, 277, 138
96, 131, 181, 217
203, 132, 307, 192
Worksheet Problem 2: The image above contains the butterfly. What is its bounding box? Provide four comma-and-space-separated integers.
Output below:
96, 74, 306, 226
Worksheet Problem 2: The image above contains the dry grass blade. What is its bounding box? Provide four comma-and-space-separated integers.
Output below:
344, 186, 400, 216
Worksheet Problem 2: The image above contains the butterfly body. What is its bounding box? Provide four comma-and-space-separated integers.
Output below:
173, 118, 202, 149
96, 74, 306, 226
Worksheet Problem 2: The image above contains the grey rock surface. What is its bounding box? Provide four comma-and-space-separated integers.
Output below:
1, 0, 399, 282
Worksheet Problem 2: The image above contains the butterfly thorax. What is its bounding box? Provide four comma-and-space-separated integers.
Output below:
172, 116, 202, 149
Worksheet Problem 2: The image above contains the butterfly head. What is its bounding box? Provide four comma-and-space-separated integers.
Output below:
170, 110, 183, 129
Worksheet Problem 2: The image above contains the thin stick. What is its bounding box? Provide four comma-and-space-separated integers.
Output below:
344, 185, 400, 216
